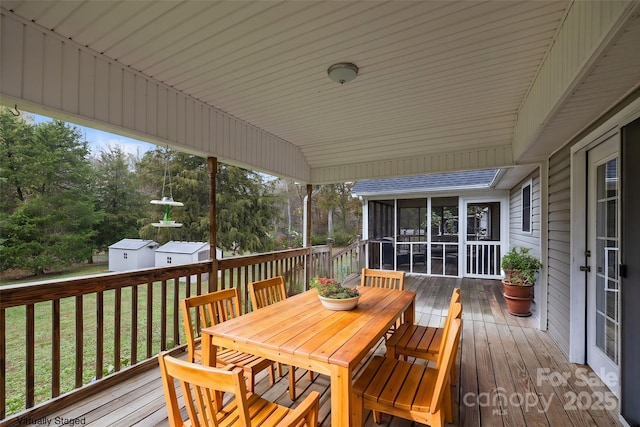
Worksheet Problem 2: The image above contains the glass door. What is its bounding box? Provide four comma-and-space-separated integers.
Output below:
587, 136, 620, 396
464, 201, 502, 277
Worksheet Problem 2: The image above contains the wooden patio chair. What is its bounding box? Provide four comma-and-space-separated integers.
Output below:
248, 276, 314, 400
181, 288, 276, 392
386, 288, 460, 359
360, 268, 406, 290
387, 296, 462, 384
159, 352, 320, 427
352, 317, 462, 426
360, 268, 406, 337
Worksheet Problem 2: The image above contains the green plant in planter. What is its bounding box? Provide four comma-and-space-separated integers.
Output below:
310, 277, 360, 299
501, 247, 542, 285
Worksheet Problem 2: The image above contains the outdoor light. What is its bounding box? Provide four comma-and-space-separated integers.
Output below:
327, 62, 358, 84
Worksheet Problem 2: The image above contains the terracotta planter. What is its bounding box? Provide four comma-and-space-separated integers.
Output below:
318, 295, 360, 311
502, 280, 533, 317
502, 280, 533, 298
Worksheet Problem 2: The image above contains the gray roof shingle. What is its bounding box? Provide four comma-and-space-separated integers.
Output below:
352, 169, 498, 196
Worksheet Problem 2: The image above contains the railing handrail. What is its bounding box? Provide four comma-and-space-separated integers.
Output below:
331, 238, 364, 259
217, 247, 311, 269
0, 262, 212, 309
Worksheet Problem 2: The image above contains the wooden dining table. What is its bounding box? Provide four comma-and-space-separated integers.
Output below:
200, 285, 416, 426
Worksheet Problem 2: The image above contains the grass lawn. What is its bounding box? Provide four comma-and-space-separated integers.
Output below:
4, 276, 198, 416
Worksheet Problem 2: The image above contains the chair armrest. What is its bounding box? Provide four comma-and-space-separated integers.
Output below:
278, 391, 320, 426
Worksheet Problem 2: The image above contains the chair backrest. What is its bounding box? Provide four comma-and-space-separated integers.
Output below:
435, 302, 462, 369
159, 352, 250, 426
249, 276, 287, 310
360, 268, 405, 290
439, 288, 461, 350
181, 288, 242, 362
430, 317, 462, 415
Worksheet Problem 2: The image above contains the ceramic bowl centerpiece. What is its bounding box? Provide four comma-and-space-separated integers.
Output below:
311, 277, 360, 311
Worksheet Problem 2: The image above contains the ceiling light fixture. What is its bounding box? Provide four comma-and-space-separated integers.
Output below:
327, 62, 358, 84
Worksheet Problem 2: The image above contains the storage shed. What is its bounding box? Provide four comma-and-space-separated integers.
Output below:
108, 239, 159, 272
154, 241, 215, 268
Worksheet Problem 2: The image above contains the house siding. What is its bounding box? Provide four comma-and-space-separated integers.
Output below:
508, 169, 542, 317
546, 144, 572, 356
508, 170, 541, 257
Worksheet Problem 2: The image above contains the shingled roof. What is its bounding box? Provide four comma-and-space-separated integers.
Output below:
352, 169, 499, 196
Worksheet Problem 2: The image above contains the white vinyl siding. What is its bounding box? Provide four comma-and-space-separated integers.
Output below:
546, 145, 572, 356
508, 171, 542, 317
509, 173, 541, 256
0, 11, 310, 183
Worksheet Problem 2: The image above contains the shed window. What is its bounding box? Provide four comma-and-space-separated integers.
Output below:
521, 182, 532, 233
123, 252, 128, 259
167, 257, 172, 264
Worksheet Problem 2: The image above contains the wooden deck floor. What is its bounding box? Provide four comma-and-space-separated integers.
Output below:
41, 276, 621, 426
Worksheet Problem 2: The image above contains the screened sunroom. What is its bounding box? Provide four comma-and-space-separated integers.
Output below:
354, 169, 511, 279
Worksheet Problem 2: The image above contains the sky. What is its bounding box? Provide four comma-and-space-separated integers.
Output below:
30, 111, 156, 158
27, 110, 278, 181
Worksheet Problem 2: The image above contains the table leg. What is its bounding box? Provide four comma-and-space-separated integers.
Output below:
330, 364, 354, 426
201, 333, 216, 367
405, 298, 416, 324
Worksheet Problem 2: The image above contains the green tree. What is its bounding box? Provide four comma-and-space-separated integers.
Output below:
137, 150, 279, 253
334, 182, 361, 235
216, 164, 280, 253
311, 183, 361, 245
271, 180, 305, 248
0, 111, 103, 274
137, 149, 210, 244
93, 145, 146, 251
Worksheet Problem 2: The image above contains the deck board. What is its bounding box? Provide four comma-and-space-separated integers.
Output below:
34, 276, 621, 427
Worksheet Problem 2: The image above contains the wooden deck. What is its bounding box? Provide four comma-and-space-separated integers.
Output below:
40, 276, 621, 426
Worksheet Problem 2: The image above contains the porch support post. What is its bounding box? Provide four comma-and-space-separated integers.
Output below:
305, 184, 312, 288
208, 157, 218, 293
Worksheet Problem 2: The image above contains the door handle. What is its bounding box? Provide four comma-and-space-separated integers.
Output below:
579, 265, 591, 272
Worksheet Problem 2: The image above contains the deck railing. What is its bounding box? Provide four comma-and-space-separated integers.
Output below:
0, 247, 332, 421
330, 237, 366, 283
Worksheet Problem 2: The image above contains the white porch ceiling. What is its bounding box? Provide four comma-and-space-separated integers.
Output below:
1, 1, 639, 184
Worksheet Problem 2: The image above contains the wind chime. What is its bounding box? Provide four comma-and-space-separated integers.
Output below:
151, 148, 183, 227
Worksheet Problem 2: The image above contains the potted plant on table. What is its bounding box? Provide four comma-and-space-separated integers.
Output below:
311, 277, 360, 311
501, 247, 542, 317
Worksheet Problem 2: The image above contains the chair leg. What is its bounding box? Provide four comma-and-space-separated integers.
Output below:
451, 361, 458, 385
277, 362, 284, 377
444, 380, 453, 423
268, 364, 276, 385
372, 410, 382, 424
246, 372, 255, 393
353, 392, 364, 427
288, 365, 297, 400
307, 370, 314, 381
432, 410, 445, 427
